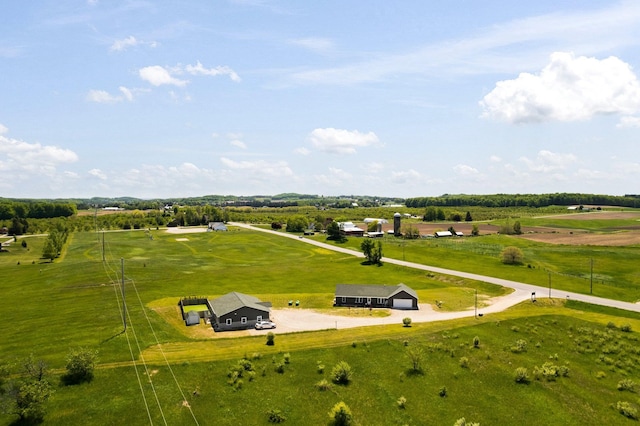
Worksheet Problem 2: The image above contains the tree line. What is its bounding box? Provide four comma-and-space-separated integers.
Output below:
405, 193, 640, 208
0, 201, 76, 220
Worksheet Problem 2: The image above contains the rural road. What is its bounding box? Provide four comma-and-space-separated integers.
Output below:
227, 223, 640, 332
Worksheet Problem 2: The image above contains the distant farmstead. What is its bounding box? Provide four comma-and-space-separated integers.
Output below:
334, 283, 418, 310
338, 221, 365, 237
208, 222, 228, 231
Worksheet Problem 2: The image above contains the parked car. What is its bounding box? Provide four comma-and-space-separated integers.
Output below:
255, 320, 276, 330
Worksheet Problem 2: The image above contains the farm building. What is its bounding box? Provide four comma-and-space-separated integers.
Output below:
334, 283, 418, 310
208, 292, 272, 332
184, 310, 201, 326
435, 231, 453, 237
208, 222, 227, 231
363, 218, 389, 224
338, 221, 365, 237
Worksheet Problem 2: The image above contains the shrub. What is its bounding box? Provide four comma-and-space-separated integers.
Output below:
514, 367, 530, 384
616, 401, 638, 419
510, 339, 528, 353
266, 332, 275, 346
472, 336, 480, 348
621, 324, 632, 332
63, 347, 98, 384
596, 371, 607, 379
453, 417, 480, 426
328, 401, 353, 426
397, 396, 407, 409
331, 361, 352, 385
283, 353, 291, 364
274, 361, 285, 374
501, 246, 524, 265
459, 357, 469, 368
406, 347, 424, 373
617, 379, 636, 392
316, 379, 331, 391
266, 408, 286, 423
438, 386, 448, 397
317, 361, 325, 374
402, 317, 412, 327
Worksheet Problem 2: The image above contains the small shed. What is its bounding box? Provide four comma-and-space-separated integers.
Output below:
208, 222, 227, 231
185, 310, 200, 326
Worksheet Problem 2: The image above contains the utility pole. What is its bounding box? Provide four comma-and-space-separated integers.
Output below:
121, 258, 126, 332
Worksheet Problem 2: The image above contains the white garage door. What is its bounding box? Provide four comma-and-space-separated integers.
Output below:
392, 298, 413, 309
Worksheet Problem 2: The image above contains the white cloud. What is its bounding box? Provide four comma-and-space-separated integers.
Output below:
289, 37, 333, 53
289, 2, 640, 86
519, 150, 577, 173
230, 140, 247, 149
86, 86, 136, 103
0, 131, 78, 177
616, 115, 640, 128
294, 147, 311, 156
139, 65, 188, 87
480, 52, 640, 123
391, 169, 421, 184
314, 167, 353, 186
308, 128, 380, 154
490, 155, 502, 163
110, 36, 138, 52
88, 168, 107, 180
220, 157, 293, 177
185, 61, 241, 82
453, 164, 479, 175
0, 124, 7, 135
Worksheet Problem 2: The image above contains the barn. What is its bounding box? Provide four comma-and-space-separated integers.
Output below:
334, 283, 418, 310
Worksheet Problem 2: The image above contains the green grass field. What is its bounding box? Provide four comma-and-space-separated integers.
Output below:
1, 221, 640, 425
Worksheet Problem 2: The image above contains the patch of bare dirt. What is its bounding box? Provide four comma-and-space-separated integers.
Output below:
515, 231, 640, 246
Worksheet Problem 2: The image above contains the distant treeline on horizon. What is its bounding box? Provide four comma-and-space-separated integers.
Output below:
405, 193, 640, 208
0, 192, 639, 220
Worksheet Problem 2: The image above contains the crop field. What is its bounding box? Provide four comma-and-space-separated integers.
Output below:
1, 212, 640, 425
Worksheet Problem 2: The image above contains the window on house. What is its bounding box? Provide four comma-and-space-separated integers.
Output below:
257, 315, 262, 322
225, 318, 232, 325
355, 297, 363, 303
366, 297, 371, 304
341, 297, 346, 303
241, 317, 247, 324
377, 298, 386, 305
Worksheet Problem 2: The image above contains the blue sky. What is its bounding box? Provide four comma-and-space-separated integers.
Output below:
2, 1, 640, 199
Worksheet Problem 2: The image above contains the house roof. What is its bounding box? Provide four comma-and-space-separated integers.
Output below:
209, 292, 271, 317
335, 283, 417, 299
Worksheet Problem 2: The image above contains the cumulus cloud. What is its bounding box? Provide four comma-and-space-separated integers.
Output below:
185, 61, 241, 82
139, 62, 241, 87
308, 128, 380, 154
110, 36, 138, 52
616, 115, 640, 128
480, 52, 640, 123
86, 86, 135, 103
391, 169, 421, 184
139, 65, 188, 87
230, 140, 247, 149
453, 164, 479, 175
0, 128, 78, 176
519, 150, 577, 173
88, 168, 107, 180
220, 157, 293, 177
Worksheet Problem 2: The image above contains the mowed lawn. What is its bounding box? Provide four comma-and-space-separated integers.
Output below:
2, 227, 640, 425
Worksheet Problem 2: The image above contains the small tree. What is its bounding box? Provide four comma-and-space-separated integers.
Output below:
361, 239, 382, 265
471, 224, 479, 236
328, 401, 353, 426
331, 361, 352, 385
266, 332, 275, 346
326, 221, 343, 241
406, 346, 423, 373
465, 211, 473, 222
64, 347, 98, 384
42, 238, 57, 262
513, 221, 522, 235
402, 317, 412, 327
501, 246, 524, 265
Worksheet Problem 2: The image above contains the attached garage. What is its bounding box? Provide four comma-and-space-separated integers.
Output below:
392, 298, 413, 309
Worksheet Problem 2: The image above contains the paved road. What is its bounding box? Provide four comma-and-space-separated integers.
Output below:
230, 223, 640, 316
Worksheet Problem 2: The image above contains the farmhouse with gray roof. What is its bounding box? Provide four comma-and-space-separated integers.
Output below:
208, 292, 272, 332
334, 283, 418, 310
